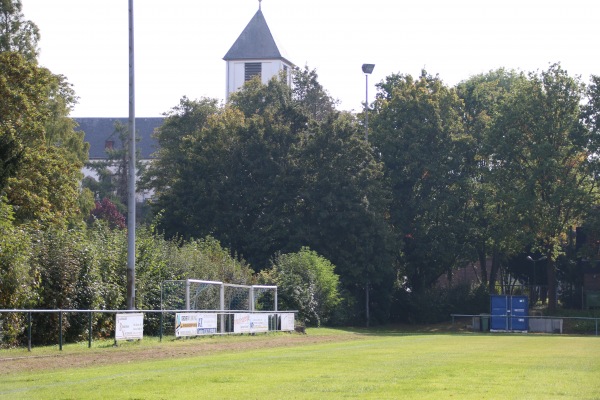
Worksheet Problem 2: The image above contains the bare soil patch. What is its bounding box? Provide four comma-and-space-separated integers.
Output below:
0, 332, 363, 375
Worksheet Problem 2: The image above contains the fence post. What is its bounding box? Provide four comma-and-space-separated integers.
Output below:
185, 279, 190, 310
88, 312, 93, 348
160, 311, 163, 342
59, 310, 63, 351
220, 284, 225, 334
27, 312, 32, 352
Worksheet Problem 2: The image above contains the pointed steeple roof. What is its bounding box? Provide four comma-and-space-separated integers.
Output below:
223, 9, 293, 65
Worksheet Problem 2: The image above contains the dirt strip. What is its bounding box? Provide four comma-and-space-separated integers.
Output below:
0, 333, 364, 374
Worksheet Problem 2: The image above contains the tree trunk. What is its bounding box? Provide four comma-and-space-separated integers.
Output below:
546, 258, 557, 312
477, 248, 488, 287
488, 246, 500, 294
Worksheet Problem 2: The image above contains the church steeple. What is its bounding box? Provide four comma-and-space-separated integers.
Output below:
224, 3, 294, 99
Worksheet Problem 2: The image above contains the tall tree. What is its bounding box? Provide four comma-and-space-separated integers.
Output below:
292, 66, 337, 122
0, 0, 39, 62
0, 52, 86, 224
457, 69, 528, 293
294, 111, 394, 322
370, 71, 472, 293
147, 73, 395, 322
486, 64, 597, 311
141, 97, 220, 195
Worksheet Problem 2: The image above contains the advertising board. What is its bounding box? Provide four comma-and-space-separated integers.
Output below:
115, 313, 144, 341
175, 313, 218, 337
280, 313, 295, 331
234, 313, 269, 333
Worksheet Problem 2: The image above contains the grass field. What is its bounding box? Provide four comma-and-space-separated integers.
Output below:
1, 328, 599, 399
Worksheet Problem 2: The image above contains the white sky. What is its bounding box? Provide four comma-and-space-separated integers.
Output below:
22, 0, 600, 117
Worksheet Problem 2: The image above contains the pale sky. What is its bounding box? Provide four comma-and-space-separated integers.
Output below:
22, 0, 600, 117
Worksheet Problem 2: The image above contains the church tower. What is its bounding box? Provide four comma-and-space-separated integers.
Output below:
224, 1, 294, 99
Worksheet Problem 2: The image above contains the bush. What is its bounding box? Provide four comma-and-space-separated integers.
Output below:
261, 247, 341, 327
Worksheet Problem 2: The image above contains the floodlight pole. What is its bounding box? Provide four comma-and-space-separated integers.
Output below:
361, 64, 375, 327
362, 64, 375, 141
126, 0, 136, 310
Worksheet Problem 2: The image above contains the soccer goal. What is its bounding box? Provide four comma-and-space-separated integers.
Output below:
161, 280, 286, 336
161, 280, 277, 312
161, 279, 223, 311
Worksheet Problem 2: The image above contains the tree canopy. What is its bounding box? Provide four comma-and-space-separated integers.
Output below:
0, 52, 89, 225
0, 0, 39, 62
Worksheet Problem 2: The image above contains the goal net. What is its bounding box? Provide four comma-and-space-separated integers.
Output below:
161, 280, 222, 311
161, 280, 277, 312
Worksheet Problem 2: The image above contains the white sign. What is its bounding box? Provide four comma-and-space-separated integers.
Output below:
115, 313, 144, 341
234, 313, 250, 334
250, 314, 269, 333
234, 313, 269, 333
280, 313, 295, 331
175, 313, 218, 337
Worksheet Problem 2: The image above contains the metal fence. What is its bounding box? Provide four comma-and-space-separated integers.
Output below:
451, 313, 600, 336
0, 309, 295, 352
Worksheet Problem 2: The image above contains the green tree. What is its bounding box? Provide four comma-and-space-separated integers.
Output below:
456, 69, 529, 293
583, 75, 600, 165
371, 71, 472, 293
0, 52, 86, 225
141, 97, 220, 195
292, 66, 337, 121
148, 72, 395, 323
486, 64, 597, 311
0, 195, 38, 346
153, 77, 306, 266
261, 247, 341, 326
0, 0, 39, 62
293, 111, 394, 323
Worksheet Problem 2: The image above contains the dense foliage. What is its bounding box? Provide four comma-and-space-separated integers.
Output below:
0, 52, 90, 225
145, 70, 395, 323
0, 220, 257, 346
0, 0, 39, 62
2, 3, 600, 340
260, 247, 341, 326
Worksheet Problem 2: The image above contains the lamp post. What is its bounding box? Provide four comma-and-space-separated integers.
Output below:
361, 64, 375, 327
527, 255, 547, 305
127, 0, 137, 310
362, 64, 375, 141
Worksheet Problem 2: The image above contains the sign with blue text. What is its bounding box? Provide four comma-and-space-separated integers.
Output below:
175, 313, 218, 337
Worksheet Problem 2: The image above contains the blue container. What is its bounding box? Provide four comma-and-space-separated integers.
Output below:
490, 295, 529, 332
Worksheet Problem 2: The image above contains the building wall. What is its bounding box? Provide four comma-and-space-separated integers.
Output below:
226, 59, 293, 98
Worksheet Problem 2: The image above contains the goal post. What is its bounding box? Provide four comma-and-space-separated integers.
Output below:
161, 279, 287, 336
161, 280, 278, 313
251, 285, 277, 312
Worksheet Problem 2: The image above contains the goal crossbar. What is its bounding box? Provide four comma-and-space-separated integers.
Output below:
161, 280, 278, 312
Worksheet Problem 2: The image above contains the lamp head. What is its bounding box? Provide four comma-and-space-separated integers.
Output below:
362, 64, 375, 74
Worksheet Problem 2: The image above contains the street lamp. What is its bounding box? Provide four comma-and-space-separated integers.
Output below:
362, 64, 375, 141
361, 63, 375, 327
527, 255, 547, 305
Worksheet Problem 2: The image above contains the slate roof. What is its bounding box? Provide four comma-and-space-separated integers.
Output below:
75, 117, 163, 160
223, 9, 293, 65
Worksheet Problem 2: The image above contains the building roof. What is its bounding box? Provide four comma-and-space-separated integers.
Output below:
75, 117, 163, 160
223, 9, 293, 65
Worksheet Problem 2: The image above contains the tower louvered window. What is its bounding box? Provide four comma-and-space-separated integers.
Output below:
245, 62, 262, 81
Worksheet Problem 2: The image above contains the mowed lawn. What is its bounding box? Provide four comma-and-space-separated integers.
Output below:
1, 329, 599, 399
